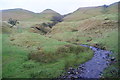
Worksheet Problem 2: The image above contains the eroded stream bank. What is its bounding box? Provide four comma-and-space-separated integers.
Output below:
59, 44, 115, 79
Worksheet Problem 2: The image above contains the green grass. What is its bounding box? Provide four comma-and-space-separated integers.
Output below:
2, 34, 29, 77
17, 21, 52, 28
96, 30, 118, 53
86, 29, 118, 78
49, 31, 78, 41
94, 30, 118, 78
92, 13, 118, 20
0, 34, 2, 79
2, 9, 118, 78
2, 32, 93, 78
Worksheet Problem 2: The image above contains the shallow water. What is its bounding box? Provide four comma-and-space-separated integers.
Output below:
60, 44, 112, 79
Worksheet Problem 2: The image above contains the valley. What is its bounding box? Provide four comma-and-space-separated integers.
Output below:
1, 2, 119, 79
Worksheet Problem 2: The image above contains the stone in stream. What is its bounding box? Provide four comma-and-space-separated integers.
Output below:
111, 57, 115, 61
101, 46, 106, 50
75, 71, 79, 74
109, 57, 117, 65
68, 67, 75, 74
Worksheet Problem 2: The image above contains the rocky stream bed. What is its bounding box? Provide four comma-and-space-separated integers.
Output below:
58, 44, 116, 79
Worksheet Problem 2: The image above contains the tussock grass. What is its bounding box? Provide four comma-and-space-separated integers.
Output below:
2, 32, 93, 78
28, 44, 90, 63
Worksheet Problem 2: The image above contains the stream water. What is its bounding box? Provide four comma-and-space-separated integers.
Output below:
59, 44, 113, 79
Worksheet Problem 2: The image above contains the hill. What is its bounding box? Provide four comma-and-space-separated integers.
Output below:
2, 1, 119, 78
2, 8, 62, 27
46, 2, 118, 78
63, 2, 118, 22
36, 9, 61, 21
2, 8, 61, 22
2, 8, 36, 21
48, 2, 118, 42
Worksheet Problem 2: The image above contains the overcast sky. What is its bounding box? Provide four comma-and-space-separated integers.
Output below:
0, 0, 119, 15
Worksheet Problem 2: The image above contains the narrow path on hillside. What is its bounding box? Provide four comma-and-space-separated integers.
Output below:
59, 44, 113, 79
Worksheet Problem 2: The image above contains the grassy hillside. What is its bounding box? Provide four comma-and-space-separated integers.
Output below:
63, 6, 103, 21
2, 28, 93, 78
2, 8, 35, 21
46, 2, 119, 78
63, 2, 118, 22
2, 9, 40, 28
2, 1, 119, 78
2, 8, 61, 27
48, 13, 118, 43
38, 9, 61, 21
2, 22, 17, 34
2, 8, 61, 21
